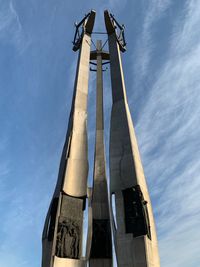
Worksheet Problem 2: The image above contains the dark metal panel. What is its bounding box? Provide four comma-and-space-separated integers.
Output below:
90, 219, 112, 258
122, 185, 151, 239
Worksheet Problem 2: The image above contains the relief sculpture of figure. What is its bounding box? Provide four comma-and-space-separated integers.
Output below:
70, 225, 79, 258
64, 224, 72, 257
56, 221, 68, 258
56, 220, 80, 259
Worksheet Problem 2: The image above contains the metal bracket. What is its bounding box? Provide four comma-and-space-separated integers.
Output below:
90, 68, 97, 72
90, 61, 97, 66
102, 61, 110, 65
72, 10, 96, 52
90, 67, 107, 72
104, 10, 126, 52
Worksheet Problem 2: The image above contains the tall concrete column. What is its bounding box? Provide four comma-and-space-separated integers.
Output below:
42, 11, 96, 267
104, 10, 160, 267
89, 40, 112, 267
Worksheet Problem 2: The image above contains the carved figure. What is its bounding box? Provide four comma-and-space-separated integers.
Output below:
56, 220, 80, 259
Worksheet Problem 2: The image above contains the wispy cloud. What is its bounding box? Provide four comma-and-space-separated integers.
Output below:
131, 1, 200, 266
108, 0, 127, 11
0, 138, 10, 177
134, 0, 172, 80
0, 0, 29, 53
0, 165, 54, 267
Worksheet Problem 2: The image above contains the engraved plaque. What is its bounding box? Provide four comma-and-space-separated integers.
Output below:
55, 194, 84, 259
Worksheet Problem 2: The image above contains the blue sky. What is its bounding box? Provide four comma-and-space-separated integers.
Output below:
0, 0, 200, 266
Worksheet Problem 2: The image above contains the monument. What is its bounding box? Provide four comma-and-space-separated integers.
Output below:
42, 10, 160, 267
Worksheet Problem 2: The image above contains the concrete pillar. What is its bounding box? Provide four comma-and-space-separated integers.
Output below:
42, 11, 96, 267
104, 10, 160, 267
89, 40, 112, 267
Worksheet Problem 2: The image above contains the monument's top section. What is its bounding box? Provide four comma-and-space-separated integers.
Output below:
72, 10, 96, 51
104, 10, 115, 34
73, 10, 126, 52
85, 10, 96, 34
104, 10, 126, 52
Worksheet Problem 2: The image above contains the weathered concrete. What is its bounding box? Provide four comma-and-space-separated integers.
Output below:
42, 10, 160, 267
42, 11, 96, 267
53, 257, 87, 267
104, 10, 160, 267
89, 40, 112, 267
